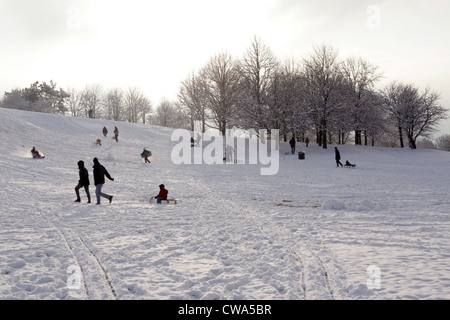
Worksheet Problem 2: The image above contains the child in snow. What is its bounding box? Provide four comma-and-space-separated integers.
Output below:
31, 147, 44, 159
141, 149, 151, 163
154, 184, 168, 204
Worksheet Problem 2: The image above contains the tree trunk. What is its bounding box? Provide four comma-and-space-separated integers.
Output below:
355, 130, 362, 145
398, 126, 405, 148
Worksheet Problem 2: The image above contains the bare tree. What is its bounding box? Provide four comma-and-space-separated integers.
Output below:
382, 82, 448, 149
340, 57, 383, 145
124, 87, 149, 123
302, 44, 344, 149
79, 84, 103, 118
66, 87, 81, 117
177, 71, 209, 132
152, 98, 184, 128
104, 88, 124, 121
435, 134, 450, 151
139, 96, 153, 124
202, 51, 242, 135
237, 36, 279, 130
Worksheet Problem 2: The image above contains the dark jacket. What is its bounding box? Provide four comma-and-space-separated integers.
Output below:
93, 162, 114, 186
78, 165, 90, 186
335, 148, 341, 160
289, 138, 296, 147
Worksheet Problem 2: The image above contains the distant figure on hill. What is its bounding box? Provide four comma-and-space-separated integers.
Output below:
141, 148, 152, 164
113, 126, 119, 142
103, 126, 108, 137
305, 137, 309, 147
31, 146, 44, 159
93, 157, 115, 205
74, 160, 91, 203
335, 147, 343, 167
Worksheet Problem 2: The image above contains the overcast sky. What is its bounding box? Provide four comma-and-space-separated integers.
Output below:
1, 0, 449, 134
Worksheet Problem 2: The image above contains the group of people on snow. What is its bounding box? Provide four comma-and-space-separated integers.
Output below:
74, 157, 165, 205
102, 126, 119, 142
74, 158, 115, 205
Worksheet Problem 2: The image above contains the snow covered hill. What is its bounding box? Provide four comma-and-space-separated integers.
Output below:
1, 107, 449, 300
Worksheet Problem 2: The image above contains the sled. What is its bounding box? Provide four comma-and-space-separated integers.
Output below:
32, 152, 45, 159
149, 196, 177, 205
344, 163, 356, 168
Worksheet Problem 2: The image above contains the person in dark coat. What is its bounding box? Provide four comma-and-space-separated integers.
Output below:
335, 147, 343, 167
103, 126, 108, 137
93, 158, 114, 204
75, 160, 91, 203
289, 136, 296, 155
113, 126, 119, 142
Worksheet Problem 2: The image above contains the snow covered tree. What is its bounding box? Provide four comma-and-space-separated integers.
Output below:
66, 87, 81, 117
177, 71, 209, 132
202, 51, 242, 135
302, 44, 344, 149
79, 84, 103, 118
124, 87, 151, 124
103, 88, 125, 121
435, 134, 450, 151
2, 81, 69, 114
1, 88, 30, 110
38, 81, 70, 114
237, 36, 279, 131
152, 98, 185, 128
340, 57, 383, 145
382, 82, 448, 149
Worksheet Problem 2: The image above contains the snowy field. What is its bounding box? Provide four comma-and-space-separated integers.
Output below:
1, 107, 449, 300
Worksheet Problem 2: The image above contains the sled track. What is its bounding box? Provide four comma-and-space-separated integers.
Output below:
57, 226, 118, 299
37, 204, 118, 300
191, 180, 335, 300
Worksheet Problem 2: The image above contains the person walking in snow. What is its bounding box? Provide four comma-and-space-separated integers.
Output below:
74, 160, 91, 203
289, 136, 296, 154
92, 157, 114, 205
102, 126, 108, 138
141, 148, 151, 163
335, 147, 343, 167
113, 126, 119, 142
305, 137, 309, 147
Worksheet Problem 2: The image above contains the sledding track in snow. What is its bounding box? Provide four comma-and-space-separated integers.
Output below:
37, 202, 119, 300
180, 167, 338, 300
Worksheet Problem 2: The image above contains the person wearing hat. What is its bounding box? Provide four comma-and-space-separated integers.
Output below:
92, 157, 115, 205
154, 184, 168, 204
74, 160, 91, 203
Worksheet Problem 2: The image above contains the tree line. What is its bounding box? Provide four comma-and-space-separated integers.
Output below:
1, 37, 448, 150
